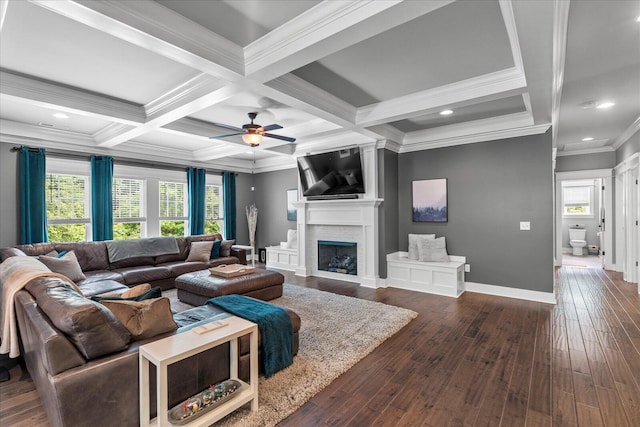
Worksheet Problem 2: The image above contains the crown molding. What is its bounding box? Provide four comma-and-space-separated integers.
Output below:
400, 121, 550, 153
0, 0, 9, 32
32, 0, 245, 79
356, 67, 527, 127
0, 69, 145, 124
555, 146, 616, 157
499, 0, 526, 76
614, 152, 639, 175
550, 0, 570, 147
611, 116, 640, 150
0, 118, 98, 146
376, 139, 402, 153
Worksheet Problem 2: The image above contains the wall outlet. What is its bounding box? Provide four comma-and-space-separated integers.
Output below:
464, 264, 470, 273
520, 221, 531, 231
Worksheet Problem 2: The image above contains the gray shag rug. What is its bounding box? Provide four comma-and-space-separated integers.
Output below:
166, 284, 417, 426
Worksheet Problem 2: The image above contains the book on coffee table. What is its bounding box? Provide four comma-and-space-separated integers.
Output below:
209, 264, 256, 278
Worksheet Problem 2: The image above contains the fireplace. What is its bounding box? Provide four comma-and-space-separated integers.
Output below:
318, 240, 357, 275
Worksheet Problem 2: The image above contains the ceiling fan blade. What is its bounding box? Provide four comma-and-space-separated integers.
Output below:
264, 133, 296, 143
210, 132, 244, 139
212, 122, 244, 132
262, 124, 283, 132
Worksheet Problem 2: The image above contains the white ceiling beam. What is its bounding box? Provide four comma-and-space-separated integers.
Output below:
0, 118, 97, 146
0, 0, 9, 32
356, 67, 528, 127
550, 0, 570, 148
0, 70, 145, 124
245, 0, 454, 82
96, 83, 240, 147
31, 0, 245, 80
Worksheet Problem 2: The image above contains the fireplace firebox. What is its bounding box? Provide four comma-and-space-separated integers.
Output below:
318, 240, 357, 275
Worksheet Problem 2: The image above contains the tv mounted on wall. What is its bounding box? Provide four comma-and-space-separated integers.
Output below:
296, 147, 365, 199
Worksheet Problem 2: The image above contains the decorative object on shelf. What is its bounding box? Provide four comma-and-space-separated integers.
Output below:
259, 247, 266, 263
246, 204, 258, 257
169, 379, 242, 425
412, 178, 448, 222
286, 189, 297, 221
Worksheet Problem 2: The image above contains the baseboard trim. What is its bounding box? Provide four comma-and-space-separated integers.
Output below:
465, 281, 557, 305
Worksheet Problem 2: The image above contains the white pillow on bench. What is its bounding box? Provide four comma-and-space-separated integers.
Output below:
408, 234, 435, 260
417, 236, 450, 262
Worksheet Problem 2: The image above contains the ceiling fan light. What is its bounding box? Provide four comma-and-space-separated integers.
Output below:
242, 133, 262, 146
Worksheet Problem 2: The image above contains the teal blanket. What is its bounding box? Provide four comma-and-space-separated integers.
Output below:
208, 295, 293, 377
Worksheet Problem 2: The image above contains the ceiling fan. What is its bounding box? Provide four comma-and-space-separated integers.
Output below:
210, 112, 296, 147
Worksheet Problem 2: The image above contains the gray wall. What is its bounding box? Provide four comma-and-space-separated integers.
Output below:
252, 168, 299, 250
397, 132, 554, 293
555, 151, 616, 172
0, 142, 19, 247
377, 148, 399, 278
616, 132, 639, 164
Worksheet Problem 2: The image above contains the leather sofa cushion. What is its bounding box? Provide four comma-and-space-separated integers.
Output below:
159, 261, 211, 277
55, 242, 110, 271
110, 255, 155, 269
79, 280, 129, 297
112, 265, 172, 285
78, 270, 125, 286
0, 247, 27, 262
26, 276, 131, 360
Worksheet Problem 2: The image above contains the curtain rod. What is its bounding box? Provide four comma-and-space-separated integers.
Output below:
10, 146, 230, 175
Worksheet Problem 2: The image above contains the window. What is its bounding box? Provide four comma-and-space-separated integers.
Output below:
563, 184, 593, 216
205, 184, 223, 235
113, 178, 145, 239
46, 173, 91, 242
159, 181, 187, 237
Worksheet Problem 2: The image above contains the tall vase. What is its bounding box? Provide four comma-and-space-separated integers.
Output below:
246, 204, 258, 260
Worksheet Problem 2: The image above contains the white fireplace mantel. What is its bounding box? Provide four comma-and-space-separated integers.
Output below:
292, 198, 382, 287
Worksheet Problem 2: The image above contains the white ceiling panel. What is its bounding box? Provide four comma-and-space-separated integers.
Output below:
0, 1, 199, 105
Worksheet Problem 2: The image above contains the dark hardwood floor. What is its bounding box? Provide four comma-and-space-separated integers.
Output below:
1, 266, 639, 426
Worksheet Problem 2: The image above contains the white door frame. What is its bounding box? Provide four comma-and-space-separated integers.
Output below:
555, 169, 614, 270
614, 153, 639, 287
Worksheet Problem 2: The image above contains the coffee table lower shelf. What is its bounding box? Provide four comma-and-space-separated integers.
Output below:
139, 316, 258, 427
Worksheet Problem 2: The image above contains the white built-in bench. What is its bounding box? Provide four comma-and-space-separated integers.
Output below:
386, 251, 465, 298
266, 246, 298, 271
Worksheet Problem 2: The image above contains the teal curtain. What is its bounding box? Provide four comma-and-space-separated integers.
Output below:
222, 171, 236, 240
91, 155, 113, 241
19, 147, 48, 244
187, 167, 206, 235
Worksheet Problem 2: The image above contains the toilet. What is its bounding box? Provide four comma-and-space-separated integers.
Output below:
569, 227, 587, 256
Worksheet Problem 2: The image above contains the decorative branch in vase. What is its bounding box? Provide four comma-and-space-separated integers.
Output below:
246, 204, 258, 258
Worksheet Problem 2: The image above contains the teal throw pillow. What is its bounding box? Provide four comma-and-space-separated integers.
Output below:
211, 239, 222, 259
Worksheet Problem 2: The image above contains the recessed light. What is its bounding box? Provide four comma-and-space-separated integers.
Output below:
581, 137, 594, 142
596, 101, 615, 109
636, 15, 640, 22
53, 112, 69, 119
439, 109, 453, 116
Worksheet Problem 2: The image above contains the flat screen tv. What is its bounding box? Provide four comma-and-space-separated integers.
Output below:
297, 147, 365, 198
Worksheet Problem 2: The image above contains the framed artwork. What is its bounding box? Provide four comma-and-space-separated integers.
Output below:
287, 189, 297, 221
412, 178, 448, 222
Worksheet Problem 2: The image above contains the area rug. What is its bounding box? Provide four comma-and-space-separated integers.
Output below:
165, 284, 417, 426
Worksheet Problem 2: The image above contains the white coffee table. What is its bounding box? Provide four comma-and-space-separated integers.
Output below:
139, 316, 258, 426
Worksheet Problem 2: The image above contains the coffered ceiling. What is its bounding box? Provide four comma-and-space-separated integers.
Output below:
0, 0, 637, 173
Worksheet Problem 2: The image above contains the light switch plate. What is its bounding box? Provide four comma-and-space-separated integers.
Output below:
520, 221, 531, 231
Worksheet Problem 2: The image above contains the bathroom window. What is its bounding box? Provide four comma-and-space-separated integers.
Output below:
562, 184, 593, 217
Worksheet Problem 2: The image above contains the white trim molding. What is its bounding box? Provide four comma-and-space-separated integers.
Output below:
465, 281, 556, 304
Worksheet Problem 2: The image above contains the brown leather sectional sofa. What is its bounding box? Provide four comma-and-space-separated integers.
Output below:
1, 235, 301, 426
0, 233, 247, 293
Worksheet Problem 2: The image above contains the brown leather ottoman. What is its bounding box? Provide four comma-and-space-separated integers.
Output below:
175, 268, 284, 306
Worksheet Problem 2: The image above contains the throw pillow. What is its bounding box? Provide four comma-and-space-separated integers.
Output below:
100, 298, 178, 340
210, 239, 222, 259
285, 230, 297, 249
95, 283, 151, 299
91, 286, 161, 302
220, 239, 235, 257
408, 234, 435, 260
417, 236, 450, 262
39, 250, 87, 283
186, 241, 214, 262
